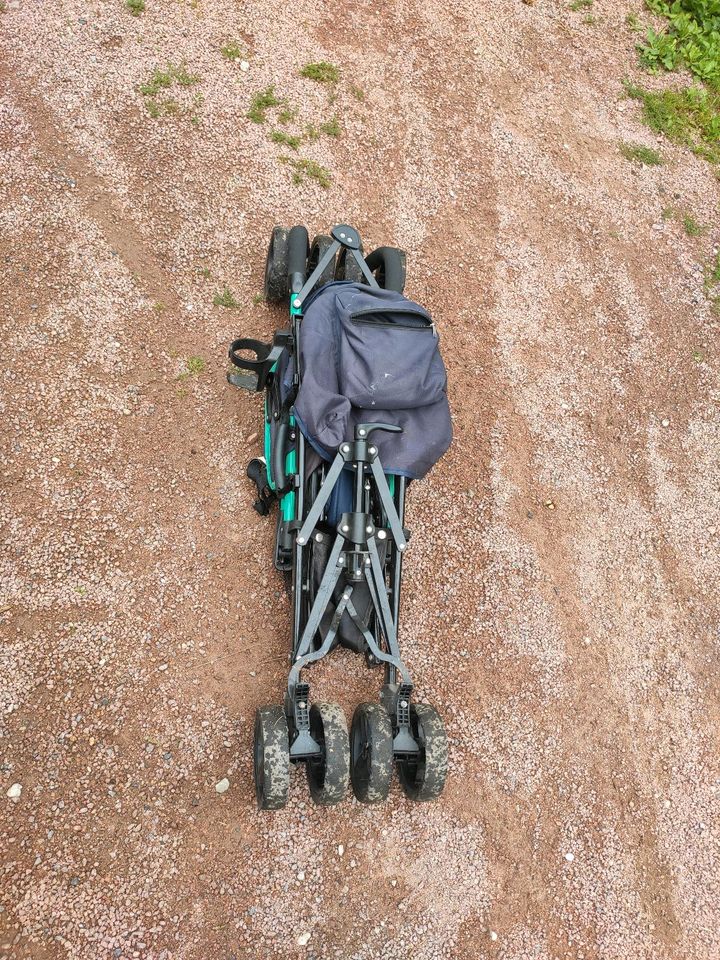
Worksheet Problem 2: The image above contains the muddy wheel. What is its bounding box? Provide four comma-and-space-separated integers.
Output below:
308, 234, 336, 291
254, 705, 290, 809
365, 246, 406, 293
334, 242, 365, 283
397, 703, 448, 802
264, 226, 289, 302
350, 702, 393, 803
306, 702, 349, 805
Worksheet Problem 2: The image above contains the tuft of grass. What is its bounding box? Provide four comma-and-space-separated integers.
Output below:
153, 300, 165, 313
300, 61, 339, 84
661, 205, 676, 219
619, 140, 664, 164
213, 287, 241, 308
247, 86, 280, 123
285, 157, 332, 188
198, 266, 211, 279
692, 347, 705, 362
277, 106, 297, 124
174, 64, 200, 87
140, 67, 174, 97
220, 40, 244, 61
185, 356, 205, 376
682, 213, 704, 236
706, 251, 720, 287
626, 11, 642, 30
625, 82, 720, 166
252, 293, 265, 305
350, 85, 365, 101
569, 0, 593, 8
320, 116, 341, 137
270, 129, 302, 150
126, 0, 145, 13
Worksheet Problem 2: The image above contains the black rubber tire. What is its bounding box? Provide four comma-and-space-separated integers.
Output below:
350, 702, 393, 804
264, 226, 289, 302
397, 703, 448, 802
308, 234, 336, 291
365, 246, 406, 293
334, 242, 365, 283
306, 702, 350, 805
254, 706, 290, 810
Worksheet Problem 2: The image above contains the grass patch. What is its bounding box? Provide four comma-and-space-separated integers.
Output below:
252, 293, 265, 305
350, 85, 365, 101
140, 67, 174, 97
706, 251, 720, 286
320, 116, 341, 137
300, 61, 339, 84
220, 40, 244, 61
185, 356, 205, 376
570, 0, 593, 8
277, 106, 297, 124
213, 287, 241, 308
126, 0, 145, 13
626, 11, 642, 30
247, 86, 280, 123
625, 82, 720, 165
682, 213, 704, 235
619, 140, 664, 164
270, 129, 302, 150
284, 157, 332, 188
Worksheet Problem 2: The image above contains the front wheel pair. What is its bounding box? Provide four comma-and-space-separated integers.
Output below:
254, 701, 448, 809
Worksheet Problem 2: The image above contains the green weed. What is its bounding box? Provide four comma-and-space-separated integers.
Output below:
271, 129, 302, 150
320, 116, 341, 137
350, 85, 365, 101
220, 40, 244, 61
626, 11, 642, 30
247, 86, 280, 123
638, 0, 720, 87
277, 106, 298, 124
570, 0, 593, 9
619, 140, 664, 164
285, 157, 332, 188
185, 356, 205, 375
126, 0, 145, 13
300, 61, 339, 84
683, 213, 704, 235
213, 287, 241, 308
140, 67, 174, 97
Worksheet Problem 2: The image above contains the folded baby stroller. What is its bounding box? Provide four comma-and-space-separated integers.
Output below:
228, 224, 452, 809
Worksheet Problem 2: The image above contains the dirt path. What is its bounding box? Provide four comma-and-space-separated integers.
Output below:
1, 1, 719, 958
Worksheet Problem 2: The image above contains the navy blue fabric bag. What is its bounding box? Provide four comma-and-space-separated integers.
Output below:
293, 282, 452, 479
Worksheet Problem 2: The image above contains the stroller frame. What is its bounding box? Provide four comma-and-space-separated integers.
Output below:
229, 224, 447, 808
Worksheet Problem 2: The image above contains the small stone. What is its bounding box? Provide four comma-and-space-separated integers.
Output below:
565, 852, 574, 862
239, 60, 250, 72
215, 778, 230, 794
337, 844, 344, 856
490, 931, 498, 941
158, 664, 168, 672
6, 783, 22, 799
661, 418, 670, 427
297, 932, 311, 946
297, 871, 305, 881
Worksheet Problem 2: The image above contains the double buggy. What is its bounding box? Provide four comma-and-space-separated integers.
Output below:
228, 224, 452, 808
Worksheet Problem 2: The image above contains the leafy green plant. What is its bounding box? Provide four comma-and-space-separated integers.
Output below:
625, 82, 720, 164
140, 67, 174, 97
570, 0, 593, 9
300, 61, 339, 83
185, 357, 205, 375
213, 287, 241, 308
619, 140, 665, 164
626, 11, 643, 29
277, 106, 297, 124
127, 0, 145, 13
139, 63, 201, 118
320, 116, 341, 137
247, 86, 280, 123
638, 0, 720, 86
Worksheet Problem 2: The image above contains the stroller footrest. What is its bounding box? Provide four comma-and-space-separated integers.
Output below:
227, 370, 260, 392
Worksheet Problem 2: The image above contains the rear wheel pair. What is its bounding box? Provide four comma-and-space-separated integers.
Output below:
254, 701, 448, 809
263, 225, 407, 302
254, 703, 349, 809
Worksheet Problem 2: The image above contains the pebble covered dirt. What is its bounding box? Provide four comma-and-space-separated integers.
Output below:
1, 1, 719, 958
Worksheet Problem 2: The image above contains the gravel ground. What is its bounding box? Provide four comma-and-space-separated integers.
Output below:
1, 1, 719, 958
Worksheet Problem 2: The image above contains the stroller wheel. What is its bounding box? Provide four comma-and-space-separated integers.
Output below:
254, 706, 290, 809
365, 246, 406, 293
334, 242, 365, 283
264, 226, 289, 302
350, 702, 393, 804
397, 703, 448, 802
308, 234, 336, 291
306, 703, 350, 805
